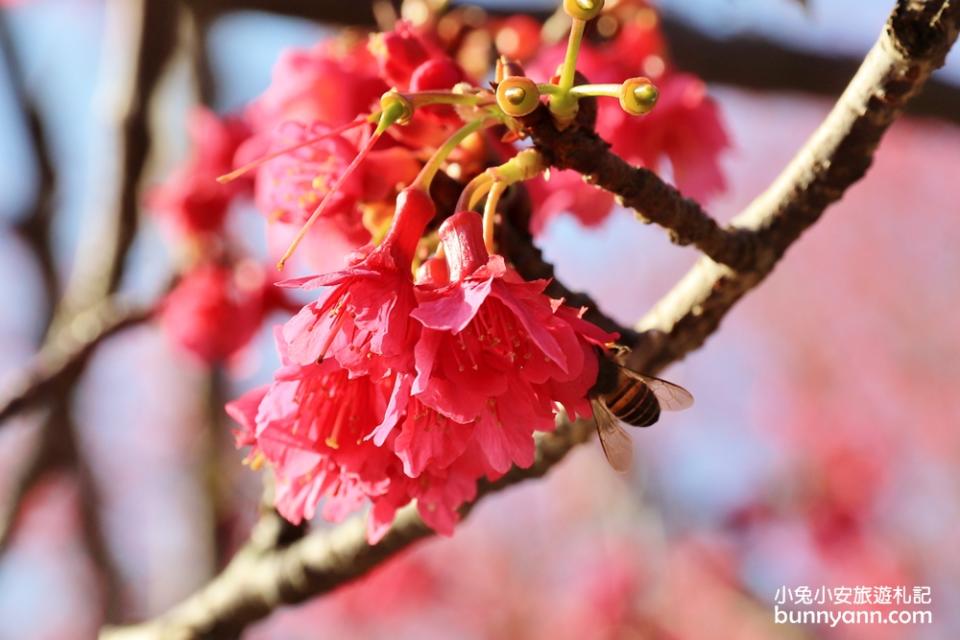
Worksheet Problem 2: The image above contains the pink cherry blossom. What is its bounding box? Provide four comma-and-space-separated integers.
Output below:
247, 38, 386, 131
148, 108, 250, 238
278, 187, 435, 378
160, 260, 285, 364
403, 211, 615, 473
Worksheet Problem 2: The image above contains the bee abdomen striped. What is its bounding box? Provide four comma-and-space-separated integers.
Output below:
606, 379, 661, 427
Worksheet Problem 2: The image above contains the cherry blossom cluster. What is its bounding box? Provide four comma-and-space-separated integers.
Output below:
150, 0, 729, 541
149, 110, 294, 364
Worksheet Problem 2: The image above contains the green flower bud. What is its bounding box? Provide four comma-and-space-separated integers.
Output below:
563, 0, 604, 21
619, 77, 659, 116
496, 77, 541, 117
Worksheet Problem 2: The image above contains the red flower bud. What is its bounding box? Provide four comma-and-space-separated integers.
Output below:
438, 210, 489, 281
385, 187, 436, 265
409, 58, 465, 93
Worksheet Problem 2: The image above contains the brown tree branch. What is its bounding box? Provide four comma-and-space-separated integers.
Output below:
0, 0, 180, 626
52, 0, 178, 323
631, 0, 960, 373
100, 3, 960, 638
0, 299, 152, 427
660, 11, 960, 127
0, 10, 59, 332
519, 108, 756, 270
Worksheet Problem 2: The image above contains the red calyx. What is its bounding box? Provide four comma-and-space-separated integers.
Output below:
382, 187, 436, 264
438, 210, 489, 281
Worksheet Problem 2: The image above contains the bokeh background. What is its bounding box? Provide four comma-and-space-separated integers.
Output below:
0, 0, 958, 638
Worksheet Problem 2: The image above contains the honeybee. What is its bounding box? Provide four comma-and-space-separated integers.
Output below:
590, 350, 694, 471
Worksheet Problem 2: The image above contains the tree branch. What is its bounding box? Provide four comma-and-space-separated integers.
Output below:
0, 298, 152, 427
0, 10, 59, 332
100, 1, 960, 637
631, 0, 960, 372
519, 108, 756, 270
0, 0, 179, 625
52, 0, 178, 323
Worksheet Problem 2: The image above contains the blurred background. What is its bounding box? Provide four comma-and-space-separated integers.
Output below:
0, 0, 958, 638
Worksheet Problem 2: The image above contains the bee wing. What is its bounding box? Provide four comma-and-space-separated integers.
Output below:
592, 400, 634, 472
618, 368, 694, 411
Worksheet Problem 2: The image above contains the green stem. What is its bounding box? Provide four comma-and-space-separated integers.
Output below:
569, 83, 622, 99
558, 18, 585, 93
412, 119, 488, 191
408, 92, 485, 108
374, 99, 409, 136
455, 171, 494, 212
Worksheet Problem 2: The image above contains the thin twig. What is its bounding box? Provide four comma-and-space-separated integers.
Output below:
100, 3, 960, 637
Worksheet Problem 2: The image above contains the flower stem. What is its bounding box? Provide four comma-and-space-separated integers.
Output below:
537, 83, 563, 96
548, 18, 586, 126
558, 18, 585, 93
408, 91, 486, 108
411, 119, 488, 192
455, 171, 494, 213
276, 129, 382, 270
482, 181, 507, 252
569, 83, 622, 99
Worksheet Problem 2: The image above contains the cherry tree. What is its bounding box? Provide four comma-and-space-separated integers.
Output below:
0, 0, 957, 637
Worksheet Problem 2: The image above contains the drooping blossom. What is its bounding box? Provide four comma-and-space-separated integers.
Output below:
398, 211, 615, 474
148, 108, 251, 238
227, 336, 489, 541
368, 21, 472, 147
160, 260, 288, 364
226, 354, 398, 534
248, 120, 420, 272
279, 187, 435, 379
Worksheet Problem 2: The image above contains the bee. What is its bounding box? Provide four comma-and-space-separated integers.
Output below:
590, 349, 694, 471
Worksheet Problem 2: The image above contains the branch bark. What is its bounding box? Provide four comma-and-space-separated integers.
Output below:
520, 108, 757, 270
0, 11, 59, 329
631, 0, 960, 373
0, 299, 152, 427
100, 2, 960, 637
52, 0, 178, 323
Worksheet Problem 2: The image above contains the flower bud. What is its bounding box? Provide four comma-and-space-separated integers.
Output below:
378, 91, 414, 130
563, 0, 604, 21
439, 210, 488, 281
410, 58, 465, 93
619, 77, 659, 116
495, 76, 540, 117
386, 187, 435, 263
